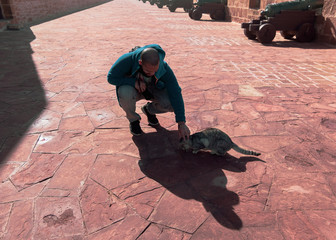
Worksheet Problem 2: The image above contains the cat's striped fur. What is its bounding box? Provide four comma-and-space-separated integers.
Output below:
179, 128, 261, 156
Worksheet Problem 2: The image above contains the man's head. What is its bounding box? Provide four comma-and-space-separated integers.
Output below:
139, 48, 160, 77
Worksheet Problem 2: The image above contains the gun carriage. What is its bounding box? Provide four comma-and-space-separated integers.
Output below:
155, 0, 169, 8
241, 0, 324, 44
167, 0, 193, 12
189, 0, 227, 20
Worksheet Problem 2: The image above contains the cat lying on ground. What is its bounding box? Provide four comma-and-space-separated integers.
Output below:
179, 128, 261, 156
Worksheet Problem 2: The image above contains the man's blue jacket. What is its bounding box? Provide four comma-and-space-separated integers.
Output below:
107, 44, 185, 123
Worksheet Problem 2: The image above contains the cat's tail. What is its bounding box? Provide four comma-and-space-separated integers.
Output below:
232, 143, 261, 156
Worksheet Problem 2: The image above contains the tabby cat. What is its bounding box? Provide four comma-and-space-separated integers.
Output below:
179, 128, 261, 156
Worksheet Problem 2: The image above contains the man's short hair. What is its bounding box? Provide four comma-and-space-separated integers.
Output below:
140, 48, 159, 65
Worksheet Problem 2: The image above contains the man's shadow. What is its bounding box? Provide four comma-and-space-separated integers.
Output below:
132, 126, 264, 230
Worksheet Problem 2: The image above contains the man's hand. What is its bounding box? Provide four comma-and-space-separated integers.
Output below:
135, 72, 146, 93
178, 122, 190, 141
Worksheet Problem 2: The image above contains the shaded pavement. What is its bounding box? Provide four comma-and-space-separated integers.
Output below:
1, 0, 336, 239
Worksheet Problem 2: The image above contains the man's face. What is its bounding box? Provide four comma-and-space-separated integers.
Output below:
139, 61, 159, 77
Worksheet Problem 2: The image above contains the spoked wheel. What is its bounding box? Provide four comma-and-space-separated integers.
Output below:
280, 30, 296, 39
296, 23, 315, 42
257, 23, 276, 44
244, 28, 257, 40
156, 3, 163, 8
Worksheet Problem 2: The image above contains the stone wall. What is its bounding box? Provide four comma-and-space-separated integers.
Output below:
316, 0, 336, 44
1, 0, 112, 29
227, 0, 291, 22
226, 0, 336, 44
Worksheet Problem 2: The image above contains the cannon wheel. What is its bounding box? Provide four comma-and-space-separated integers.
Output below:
296, 23, 315, 42
156, 3, 163, 8
257, 23, 276, 44
150, 0, 155, 5
168, 6, 177, 12
142, 0, 146, 2
244, 28, 257, 40
210, 10, 225, 20
280, 30, 295, 40
191, 8, 202, 20
189, 8, 194, 19
210, 12, 215, 20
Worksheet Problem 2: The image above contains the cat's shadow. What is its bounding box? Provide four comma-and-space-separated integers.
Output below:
132, 126, 264, 230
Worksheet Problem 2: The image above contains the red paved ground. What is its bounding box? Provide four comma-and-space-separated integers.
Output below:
1, 0, 336, 239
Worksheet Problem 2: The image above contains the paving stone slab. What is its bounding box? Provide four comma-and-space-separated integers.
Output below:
149, 183, 210, 233
0, 203, 12, 238
0, 134, 39, 163
34, 131, 90, 154
0, 163, 20, 182
267, 171, 336, 211
5, 200, 33, 240
90, 154, 145, 190
138, 223, 192, 240
1, 0, 336, 238
10, 153, 66, 190
80, 178, 128, 234
112, 176, 162, 200
0, 180, 47, 204
87, 214, 149, 240
46, 154, 96, 191
63, 129, 138, 156
277, 210, 322, 239
300, 210, 336, 239
190, 215, 242, 240
59, 115, 95, 132
34, 197, 84, 239
123, 187, 166, 219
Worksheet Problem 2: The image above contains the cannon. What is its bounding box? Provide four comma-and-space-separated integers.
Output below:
167, 0, 193, 12
241, 0, 324, 44
189, 0, 227, 21
140, 0, 161, 7
155, 0, 169, 8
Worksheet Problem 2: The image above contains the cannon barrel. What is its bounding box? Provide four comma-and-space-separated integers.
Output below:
261, 0, 324, 18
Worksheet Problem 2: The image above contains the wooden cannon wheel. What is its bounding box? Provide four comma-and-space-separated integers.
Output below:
280, 30, 296, 39
296, 23, 315, 42
191, 8, 202, 20
210, 10, 225, 21
244, 28, 257, 40
256, 23, 276, 44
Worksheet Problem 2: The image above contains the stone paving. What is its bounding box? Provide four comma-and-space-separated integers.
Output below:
1, 0, 336, 239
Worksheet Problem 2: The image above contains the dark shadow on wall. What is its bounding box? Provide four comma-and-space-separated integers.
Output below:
132, 126, 264, 231
0, 28, 46, 163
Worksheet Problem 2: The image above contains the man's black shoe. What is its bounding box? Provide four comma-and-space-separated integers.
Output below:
130, 120, 143, 136
141, 104, 159, 126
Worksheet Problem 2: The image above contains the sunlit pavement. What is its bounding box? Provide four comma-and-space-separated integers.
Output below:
1, 0, 336, 239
